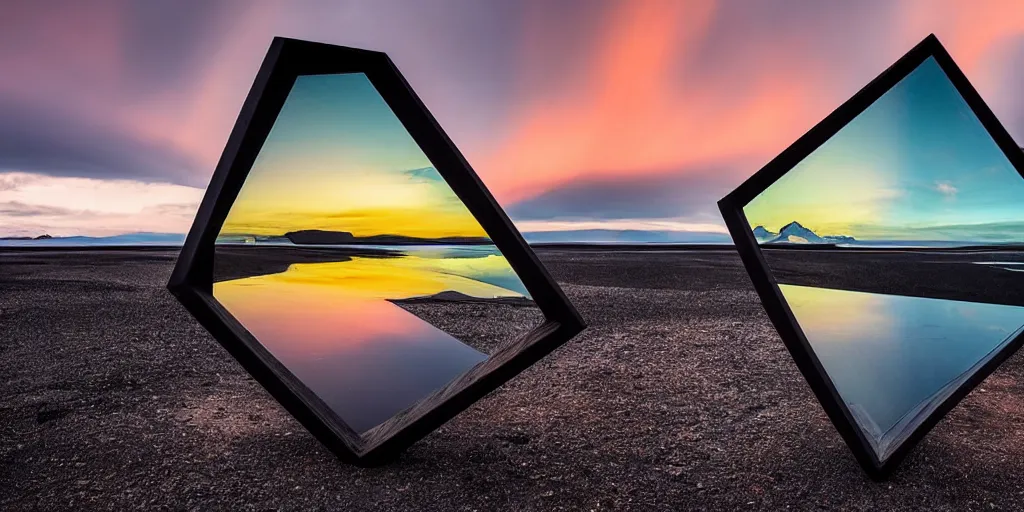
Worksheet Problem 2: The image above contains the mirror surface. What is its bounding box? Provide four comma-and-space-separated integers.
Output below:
743, 56, 1024, 461
212, 73, 543, 434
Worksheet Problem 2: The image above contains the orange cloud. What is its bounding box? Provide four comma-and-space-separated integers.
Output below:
899, 0, 1024, 78
477, 1, 1024, 207
3, 0, 1022, 233
896, 0, 1024, 143
478, 0, 835, 205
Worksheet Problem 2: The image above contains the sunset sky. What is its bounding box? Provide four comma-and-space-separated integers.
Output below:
221, 72, 487, 239
1, 0, 1023, 238
745, 57, 1024, 242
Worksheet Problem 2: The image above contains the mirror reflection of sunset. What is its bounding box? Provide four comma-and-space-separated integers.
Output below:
212, 257, 500, 433
220, 72, 486, 239
214, 279, 428, 356
209, 69, 538, 433
224, 255, 527, 303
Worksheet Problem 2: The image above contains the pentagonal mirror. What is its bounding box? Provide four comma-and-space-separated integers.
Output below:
168, 37, 584, 466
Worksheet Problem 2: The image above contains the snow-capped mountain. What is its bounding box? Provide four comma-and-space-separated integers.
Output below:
751, 226, 777, 242
752, 221, 856, 244
770, 221, 824, 243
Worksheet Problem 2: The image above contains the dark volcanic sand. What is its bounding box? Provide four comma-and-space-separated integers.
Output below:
1, 248, 1023, 511
762, 247, 1024, 306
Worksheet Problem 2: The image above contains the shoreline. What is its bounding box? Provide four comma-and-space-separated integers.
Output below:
5, 242, 1024, 253
2, 247, 1023, 509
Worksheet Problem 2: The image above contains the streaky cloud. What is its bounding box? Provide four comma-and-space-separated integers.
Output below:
506, 167, 734, 221
0, 99, 205, 187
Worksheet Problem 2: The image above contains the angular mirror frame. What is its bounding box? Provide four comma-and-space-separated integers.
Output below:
167, 37, 586, 467
717, 34, 1024, 480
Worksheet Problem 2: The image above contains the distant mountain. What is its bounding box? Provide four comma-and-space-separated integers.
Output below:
0, 232, 185, 246
769, 221, 825, 243
761, 221, 856, 245
284, 229, 491, 246
0, 233, 53, 241
751, 226, 777, 242
217, 234, 291, 244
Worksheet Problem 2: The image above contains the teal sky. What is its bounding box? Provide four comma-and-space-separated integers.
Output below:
254, 72, 430, 175
221, 72, 488, 239
745, 57, 1024, 243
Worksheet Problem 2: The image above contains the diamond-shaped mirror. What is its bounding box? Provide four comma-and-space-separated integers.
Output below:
168, 38, 585, 466
718, 34, 1024, 479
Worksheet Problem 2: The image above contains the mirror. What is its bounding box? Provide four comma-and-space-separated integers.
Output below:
211, 72, 544, 434
721, 35, 1024, 478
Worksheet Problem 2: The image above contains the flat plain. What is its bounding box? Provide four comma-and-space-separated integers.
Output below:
1, 247, 1023, 511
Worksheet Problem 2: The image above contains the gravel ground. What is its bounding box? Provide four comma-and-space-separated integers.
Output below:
395, 300, 546, 354
1, 248, 1023, 511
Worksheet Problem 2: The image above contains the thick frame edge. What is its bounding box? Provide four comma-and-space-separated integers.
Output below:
721, 34, 940, 209
877, 329, 1024, 477
167, 36, 587, 465
718, 33, 1024, 480
348, 55, 587, 460
166, 37, 398, 463
717, 198, 884, 478
356, 319, 583, 464
170, 37, 385, 293
717, 33, 940, 478
929, 41, 1024, 180
365, 55, 586, 332
168, 38, 287, 292
870, 37, 1024, 476
168, 284, 363, 463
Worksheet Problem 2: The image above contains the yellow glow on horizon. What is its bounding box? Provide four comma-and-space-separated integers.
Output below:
232, 172, 437, 213
743, 149, 903, 237
217, 255, 524, 301
221, 205, 487, 238
212, 254, 528, 358
221, 166, 488, 238
217, 71, 489, 241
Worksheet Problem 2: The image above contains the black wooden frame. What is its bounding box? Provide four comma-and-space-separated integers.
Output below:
167, 37, 585, 466
717, 34, 1024, 480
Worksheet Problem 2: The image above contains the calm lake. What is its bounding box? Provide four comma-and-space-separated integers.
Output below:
780, 284, 1024, 460
212, 245, 532, 433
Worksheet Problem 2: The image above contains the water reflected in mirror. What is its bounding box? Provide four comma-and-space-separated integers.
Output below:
214, 246, 536, 433
781, 284, 1024, 459
210, 71, 543, 434
742, 55, 1024, 461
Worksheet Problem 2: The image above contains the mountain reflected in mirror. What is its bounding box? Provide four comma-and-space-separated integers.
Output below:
741, 55, 1024, 463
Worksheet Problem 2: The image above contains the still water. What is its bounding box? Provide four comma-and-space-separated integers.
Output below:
212, 246, 531, 433
780, 284, 1024, 460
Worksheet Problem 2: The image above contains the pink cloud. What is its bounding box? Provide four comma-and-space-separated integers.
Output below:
0, 0, 1022, 236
